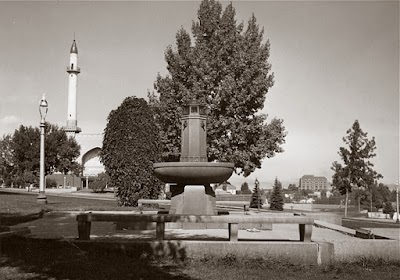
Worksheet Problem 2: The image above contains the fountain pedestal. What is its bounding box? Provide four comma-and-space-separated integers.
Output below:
154, 161, 234, 215
170, 185, 216, 215
153, 100, 234, 215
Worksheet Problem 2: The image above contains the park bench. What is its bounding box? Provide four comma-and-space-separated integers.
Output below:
76, 212, 314, 242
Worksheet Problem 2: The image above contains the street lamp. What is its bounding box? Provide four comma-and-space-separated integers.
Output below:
396, 181, 399, 224
37, 94, 48, 204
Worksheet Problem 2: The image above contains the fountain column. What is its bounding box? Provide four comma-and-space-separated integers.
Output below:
170, 100, 216, 215
180, 101, 207, 163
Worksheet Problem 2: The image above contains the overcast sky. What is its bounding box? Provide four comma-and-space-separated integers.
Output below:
0, 0, 398, 187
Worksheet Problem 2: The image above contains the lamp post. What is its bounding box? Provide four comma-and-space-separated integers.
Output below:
396, 181, 399, 223
37, 94, 48, 204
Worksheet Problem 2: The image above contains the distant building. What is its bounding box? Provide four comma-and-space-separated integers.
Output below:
47, 174, 81, 188
215, 182, 237, 195
299, 175, 329, 191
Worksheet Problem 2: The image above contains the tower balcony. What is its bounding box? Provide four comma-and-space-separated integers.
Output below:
67, 66, 81, 74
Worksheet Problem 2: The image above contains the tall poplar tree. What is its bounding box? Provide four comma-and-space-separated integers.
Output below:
331, 120, 382, 216
150, 0, 286, 176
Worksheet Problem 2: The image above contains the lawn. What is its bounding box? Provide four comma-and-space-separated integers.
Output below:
0, 189, 135, 226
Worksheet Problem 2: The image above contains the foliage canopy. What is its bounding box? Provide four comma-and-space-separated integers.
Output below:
101, 97, 163, 206
0, 124, 81, 187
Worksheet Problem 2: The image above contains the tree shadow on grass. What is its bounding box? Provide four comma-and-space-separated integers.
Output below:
0, 191, 29, 196
0, 236, 196, 280
0, 210, 45, 226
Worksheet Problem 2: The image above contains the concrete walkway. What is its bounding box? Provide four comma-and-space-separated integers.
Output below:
364, 228, 400, 240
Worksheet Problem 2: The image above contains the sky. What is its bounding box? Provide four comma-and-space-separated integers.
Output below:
0, 0, 398, 188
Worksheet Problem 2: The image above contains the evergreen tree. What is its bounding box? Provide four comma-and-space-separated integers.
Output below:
250, 178, 263, 209
101, 97, 163, 206
269, 177, 284, 211
150, 0, 286, 176
331, 120, 382, 216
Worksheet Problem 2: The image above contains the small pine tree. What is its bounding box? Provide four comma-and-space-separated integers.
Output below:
250, 178, 263, 209
241, 181, 252, 194
270, 177, 284, 211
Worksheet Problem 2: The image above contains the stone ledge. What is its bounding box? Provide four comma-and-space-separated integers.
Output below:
333, 240, 400, 262
72, 240, 331, 265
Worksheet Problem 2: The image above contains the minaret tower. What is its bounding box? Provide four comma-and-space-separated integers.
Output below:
64, 39, 81, 137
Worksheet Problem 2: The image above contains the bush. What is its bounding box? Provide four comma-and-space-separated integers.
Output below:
46, 178, 57, 189
89, 172, 110, 193
90, 182, 104, 193
101, 97, 162, 206
383, 201, 394, 217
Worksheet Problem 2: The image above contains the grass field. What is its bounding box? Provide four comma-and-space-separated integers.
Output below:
0, 190, 134, 226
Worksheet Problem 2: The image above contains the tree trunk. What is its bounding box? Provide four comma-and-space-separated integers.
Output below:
345, 189, 349, 218
370, 195, 373, 213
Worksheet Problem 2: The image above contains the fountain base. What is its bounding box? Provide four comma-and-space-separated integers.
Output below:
169, 184, 217, 215
153, 162, 234, 216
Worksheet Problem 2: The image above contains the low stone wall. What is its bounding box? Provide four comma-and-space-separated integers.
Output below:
333, 240, 400, 262
301, 213, 342, 225
367, 212, 391, 219
74, 240, 331, 265
282, 203, 313, 211
23, 187, 78, 193
279, 203, 343, 212
216, 194, 252, 202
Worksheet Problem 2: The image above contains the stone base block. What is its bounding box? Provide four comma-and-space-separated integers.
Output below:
73, 240, 334, 265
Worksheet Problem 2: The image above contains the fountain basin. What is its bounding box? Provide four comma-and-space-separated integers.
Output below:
153, 162, 234, 185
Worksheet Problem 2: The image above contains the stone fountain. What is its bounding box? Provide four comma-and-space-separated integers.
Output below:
153, 100, 234, 215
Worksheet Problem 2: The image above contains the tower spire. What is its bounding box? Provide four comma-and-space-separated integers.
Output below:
63, 39, 81, 137
70, 39, 78, 54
